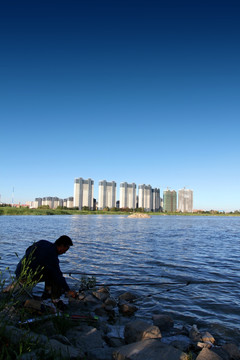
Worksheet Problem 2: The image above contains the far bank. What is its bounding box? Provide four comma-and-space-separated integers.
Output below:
0, 207, 239, 216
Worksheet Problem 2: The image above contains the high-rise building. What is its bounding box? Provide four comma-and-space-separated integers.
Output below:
53, 197, 60, 209
152, 188, 161, 212
163, 189, 177, 212
35, 198, 42, 208
138, 185, 160, 212
42, 196, 53, 208
119, 182, 137, 209
98, 180, 116, 209
67, 197, 74, 208
138, 184, 152, 212
74, 177, 94, 210
178, 188, 193, 213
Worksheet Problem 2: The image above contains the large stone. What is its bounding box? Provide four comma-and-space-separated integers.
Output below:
152, 314, 174, 331
66, 325, 104, 353
202, 331, 215, 344
124, 320, 161, 344
113, 339, 188, 360
128, 213, 151, 218
48, 339, 83, 359
84, 294, 100, 303
87, 347, 114, 360
50, 334, 72, 345
18, 351, 39, 360
35, 320, 57, 337
197, 342, 213, 350
107, 337, 125, 347
189, 324, 202, 342
222, 343, 240, 359
118, 302, 138, 316
92, 291, 109, 302
105, 297, 117, 307
118, 292, 137, 302
5, 325, 48, 346
196, 347, 223, 360
162, 335, 191, 352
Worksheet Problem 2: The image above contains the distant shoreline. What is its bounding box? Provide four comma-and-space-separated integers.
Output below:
0, 207, 239, 216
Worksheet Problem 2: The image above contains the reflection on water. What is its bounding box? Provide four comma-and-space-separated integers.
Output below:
0, 215, 240, 343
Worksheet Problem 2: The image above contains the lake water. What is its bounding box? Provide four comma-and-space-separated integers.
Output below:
0, 215, 239, 343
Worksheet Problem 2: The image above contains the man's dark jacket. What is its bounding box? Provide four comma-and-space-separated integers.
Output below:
15, 240, 69, 292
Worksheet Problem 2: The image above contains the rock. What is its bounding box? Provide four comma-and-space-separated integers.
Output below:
196, 347, 223, 360
78, 292, 86, 300
24, 299, 43, 311
211, 348, 230, 360
92, 291, 109, 302
5, 325, 48, 347
189, 324, 202, 342
48, 339, 83, 359
113, 339, 189, 360
128, 213, 151, 218
104, 304, 115, 312
83, 294, 100, 303
202, 331, 215, 344
152, 314, 174, 331
50, 334, 72, 345
105, 297, 117, 307
66, 325, 104, 353
34, 320, 57, 337
18, 350, 39, 360
162, 335, 191, 352
118, 292, 137, 302
97, 286, 110, 294
197, 342, 213, 349
222, 343, 240, 359
106, 337, 125, 347
124, 319, 162, 344
118, 302, 138, 316
94, 304, 108, 316
87, 347, 114, 360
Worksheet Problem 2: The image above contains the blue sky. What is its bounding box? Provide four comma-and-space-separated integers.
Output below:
1, 0, 239, 211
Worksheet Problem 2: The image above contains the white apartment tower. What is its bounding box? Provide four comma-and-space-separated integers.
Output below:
120, 182, 137, 209
74, 177, 94, 210
98, 180, 116, 210
138, 184, 160, 212
178, 188, 193, 213
138, 184, 152, 211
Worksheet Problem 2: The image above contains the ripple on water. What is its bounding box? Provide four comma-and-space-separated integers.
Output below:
0, 215, 239, 343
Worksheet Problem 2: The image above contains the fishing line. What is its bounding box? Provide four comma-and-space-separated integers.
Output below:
64, 273, 235, 290
64, 271, 155, 278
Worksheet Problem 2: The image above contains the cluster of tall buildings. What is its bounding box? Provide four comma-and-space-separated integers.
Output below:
163, 188, 193, 213
74, 178, 162, 212
31, 177, 193, 213
73, 178, 162, 211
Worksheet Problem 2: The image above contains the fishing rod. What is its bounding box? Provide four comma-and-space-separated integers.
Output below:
19, 313, 99, 325
64, 271, 143, 277
65, 273, 234, 289
64, 272, 235, 285
65, 272, 190, 287
91, 281, 191, 287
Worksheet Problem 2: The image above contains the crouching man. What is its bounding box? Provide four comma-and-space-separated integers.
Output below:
15, 235, 77, 299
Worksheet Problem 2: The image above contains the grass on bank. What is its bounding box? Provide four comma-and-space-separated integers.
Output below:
0, 206, 239, 216
0, 255, 82, 360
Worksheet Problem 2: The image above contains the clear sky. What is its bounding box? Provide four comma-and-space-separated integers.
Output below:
1, 0, 239, 211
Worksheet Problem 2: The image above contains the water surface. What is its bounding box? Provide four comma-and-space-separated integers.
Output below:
0, 215, 239, 343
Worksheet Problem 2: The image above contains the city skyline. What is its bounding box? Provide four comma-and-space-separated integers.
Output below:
28, 176, 192, 212
1, 1, 240, 212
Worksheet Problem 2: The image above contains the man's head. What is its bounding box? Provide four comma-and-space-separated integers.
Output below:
55, 235, 73, 255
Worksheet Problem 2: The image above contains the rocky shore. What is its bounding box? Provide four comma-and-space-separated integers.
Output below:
1, 286, 240, 360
